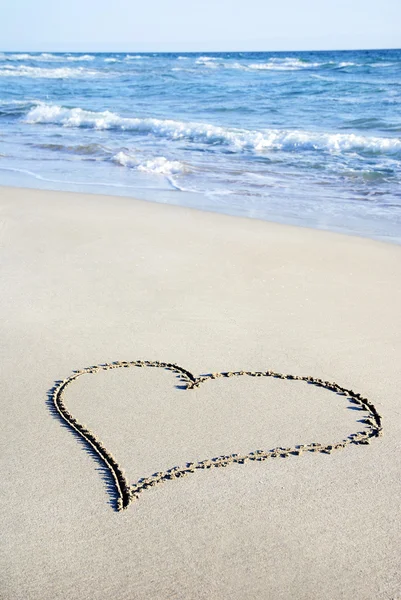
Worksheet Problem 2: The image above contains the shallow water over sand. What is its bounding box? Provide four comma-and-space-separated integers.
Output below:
0, 49, 400, 242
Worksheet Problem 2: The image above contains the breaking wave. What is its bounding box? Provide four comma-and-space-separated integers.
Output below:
195, 56, 219, 66
0, 53, 94, 62
0, 66, 102, 78
247, 58, 321, 70
190, 57, 372, 71
124, 55, 147, 60
24, 103, 401, 157
66, 54, 95, 61
193, 57, 323, 71
0, 53, 57, 61
112, 151, 186, 175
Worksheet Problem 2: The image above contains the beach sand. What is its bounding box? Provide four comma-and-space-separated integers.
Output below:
1, 185, 400, 599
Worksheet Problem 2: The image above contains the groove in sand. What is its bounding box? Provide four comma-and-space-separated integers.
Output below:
50, 360, 383, 511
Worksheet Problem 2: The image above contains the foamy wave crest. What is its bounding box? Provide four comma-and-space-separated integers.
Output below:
125, 55, 147, 60
0, 65, 101, 78
195, 56, 218, 66
113, 152, 186, 175
24, 104, 401, 157
248, 58, 321, 70
0, 53, 34, 61
194, 56, 322, 71
66, 54, 95, 61
337, 61, 361, 68
104, 57, 118, 63
369, 62, 394, 68
0, 52, 61, 62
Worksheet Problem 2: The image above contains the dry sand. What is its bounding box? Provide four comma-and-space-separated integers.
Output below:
1, 185, 400, 600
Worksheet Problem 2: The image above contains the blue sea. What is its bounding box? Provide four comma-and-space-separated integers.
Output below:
0, 49, 400, 242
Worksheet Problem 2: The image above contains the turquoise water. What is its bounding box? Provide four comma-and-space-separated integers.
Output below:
0, 49, 400, 242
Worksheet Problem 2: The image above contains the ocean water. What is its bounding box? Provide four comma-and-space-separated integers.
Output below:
0, 49, 400, 242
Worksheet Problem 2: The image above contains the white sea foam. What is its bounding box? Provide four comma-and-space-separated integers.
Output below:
194, 56, 323, 71
0, 66, 102, 78
247, 58, 321, 70
191, 57, 367, 72
369, 62, 394, 68
104, 57, 118, 63
1, 53, 33, 61
125, 55, 146, 60
195, 56, 218, 66
24, 104, 401, 156
337, 62, 361, 68
171, 67, 196, 73
0, 52, 61, 62
113, 151, 186, 175
66, 54, 95, 61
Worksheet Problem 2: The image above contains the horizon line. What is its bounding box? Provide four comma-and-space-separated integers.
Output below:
1, 46, 400, 54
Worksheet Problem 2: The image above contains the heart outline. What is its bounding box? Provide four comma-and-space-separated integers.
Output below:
50, 360, 383, 511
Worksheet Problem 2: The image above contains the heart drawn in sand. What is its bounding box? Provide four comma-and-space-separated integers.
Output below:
50, 360, 383, 512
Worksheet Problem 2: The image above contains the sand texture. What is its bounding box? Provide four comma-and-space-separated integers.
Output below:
1, 186, 401, 599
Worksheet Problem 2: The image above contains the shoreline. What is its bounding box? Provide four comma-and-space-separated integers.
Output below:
2, 48, 400, 248
1, 185, 400, 599
1, 182, 400, 247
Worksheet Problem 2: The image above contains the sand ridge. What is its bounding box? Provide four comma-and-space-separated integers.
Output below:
51, 359, 383, 511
